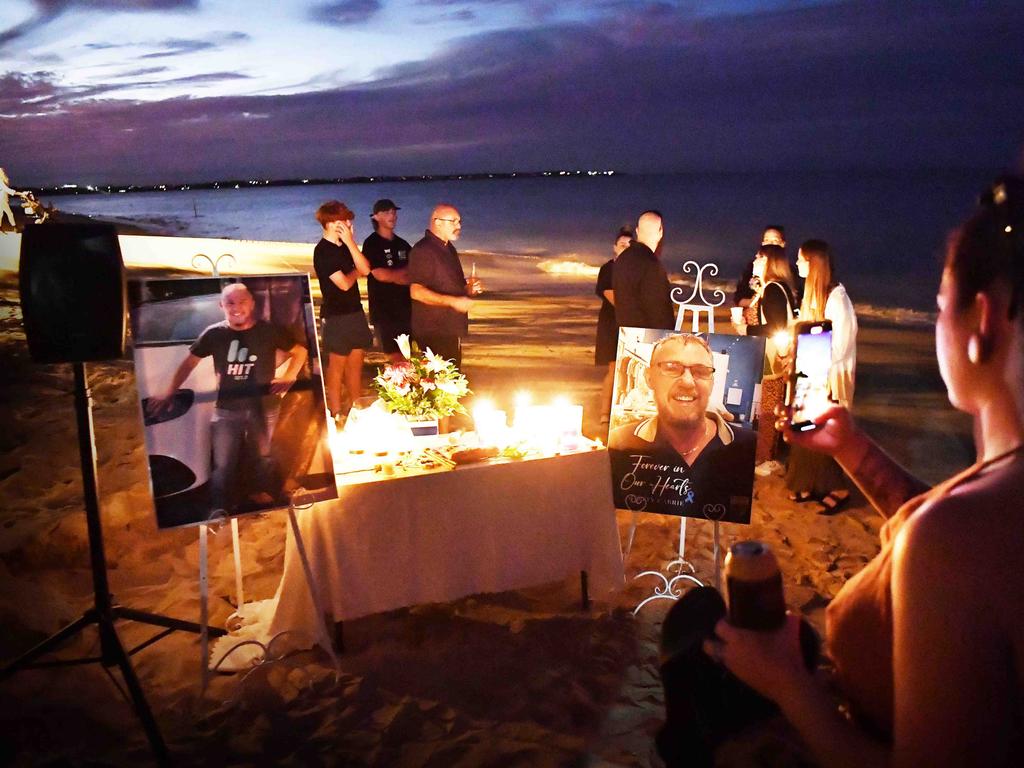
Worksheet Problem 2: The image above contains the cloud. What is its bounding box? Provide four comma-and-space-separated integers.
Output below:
158, 72, 250, 85
418, 9, 476, 23
413, 0, 559, 21
33, 0, 197, 8
137, 39, 217, 59
80, 31, 249, 60
309, 0, 383, 26
112, 66, 171, 78
4, 0, 1023, 184
138, 31, 250, 59
0, 68, 251, 117
1, 0, 198, 48
0, 71, 63, 114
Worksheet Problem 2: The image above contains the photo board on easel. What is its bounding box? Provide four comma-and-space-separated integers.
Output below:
129, 273, 337, 529
607, 327, 765, 524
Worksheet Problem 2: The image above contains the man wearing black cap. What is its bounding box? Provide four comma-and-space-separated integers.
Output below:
363, 199, 413, 362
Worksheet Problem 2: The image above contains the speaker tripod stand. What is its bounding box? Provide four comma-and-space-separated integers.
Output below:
0, 362, 225, 765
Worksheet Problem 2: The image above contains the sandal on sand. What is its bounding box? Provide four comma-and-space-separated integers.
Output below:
788, 490, 815, 503
819, 489, 850, 516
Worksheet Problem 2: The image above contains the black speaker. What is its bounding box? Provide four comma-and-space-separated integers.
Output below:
19, 222, 127, 363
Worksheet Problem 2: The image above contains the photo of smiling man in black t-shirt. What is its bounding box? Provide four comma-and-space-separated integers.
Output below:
147, 282, 308, 514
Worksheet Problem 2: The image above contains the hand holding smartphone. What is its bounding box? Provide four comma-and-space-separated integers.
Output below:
785, 320, 833, 432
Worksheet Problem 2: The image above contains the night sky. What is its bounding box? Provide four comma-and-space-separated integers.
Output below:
2, 0, 1022, 186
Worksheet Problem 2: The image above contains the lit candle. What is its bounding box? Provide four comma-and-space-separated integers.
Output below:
771, 330, 792, 357
473, 401, 508, 446
552, 398, 584, 451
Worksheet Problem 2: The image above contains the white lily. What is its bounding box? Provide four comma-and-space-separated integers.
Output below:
436, 379, 462, 394
395, 334, 412, 359
423, 347, 450, 373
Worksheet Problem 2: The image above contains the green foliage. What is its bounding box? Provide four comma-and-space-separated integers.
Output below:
371, 340, 470, 419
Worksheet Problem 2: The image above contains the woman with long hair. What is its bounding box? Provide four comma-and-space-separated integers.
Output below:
798, 240, 857, 406
785, 239, 857, 508
733, 244, 798, 463
734, 244, 797, 351
733, 225, 787, 311
702, 176, 1024, 767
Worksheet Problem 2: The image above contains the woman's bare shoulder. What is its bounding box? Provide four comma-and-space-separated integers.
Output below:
900, 458, 1024, 581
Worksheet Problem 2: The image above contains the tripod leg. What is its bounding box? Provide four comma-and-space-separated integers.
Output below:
0, 612, 96, 682
114, 607, 227, 637
99, 618, 170, 766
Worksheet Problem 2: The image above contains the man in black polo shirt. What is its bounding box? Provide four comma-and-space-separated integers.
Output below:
363, 198, 413, 363
613, 210, 675, 330
408, 203, 482, 368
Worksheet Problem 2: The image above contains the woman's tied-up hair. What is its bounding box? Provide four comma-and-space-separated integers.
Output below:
947, 176, 1024, 318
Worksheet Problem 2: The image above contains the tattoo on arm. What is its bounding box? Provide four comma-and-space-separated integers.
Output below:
842, 442, 930, 519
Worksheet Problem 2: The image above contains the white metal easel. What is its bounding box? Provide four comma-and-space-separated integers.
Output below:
188, 252, 250, 690
630, 261, 727, 613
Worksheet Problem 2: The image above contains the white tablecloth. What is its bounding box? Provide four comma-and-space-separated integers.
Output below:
252, 447, 624, 651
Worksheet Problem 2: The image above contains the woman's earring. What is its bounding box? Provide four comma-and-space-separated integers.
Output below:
967, 334, 983, 365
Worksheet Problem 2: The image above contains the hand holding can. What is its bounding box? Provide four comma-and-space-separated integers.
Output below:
724, 540, 786, 631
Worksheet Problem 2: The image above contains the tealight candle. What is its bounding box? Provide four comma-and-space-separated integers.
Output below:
473, 405, 508, 446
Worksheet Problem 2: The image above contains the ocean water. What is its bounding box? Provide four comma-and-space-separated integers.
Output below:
49, 170, 995, 317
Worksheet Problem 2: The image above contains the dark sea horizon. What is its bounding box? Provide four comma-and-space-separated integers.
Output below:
46, 168, 1000, 317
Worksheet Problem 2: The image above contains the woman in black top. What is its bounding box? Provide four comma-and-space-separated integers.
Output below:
731, 245, 797, 465
732, 244, 796, 370
313, 200, 372, 421
596, 227, 633, 425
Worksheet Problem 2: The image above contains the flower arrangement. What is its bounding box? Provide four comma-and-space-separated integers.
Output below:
371, 335, 470, 419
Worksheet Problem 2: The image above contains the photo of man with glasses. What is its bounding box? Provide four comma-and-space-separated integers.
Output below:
409, 203, 483, 368
609, 331, 759, 523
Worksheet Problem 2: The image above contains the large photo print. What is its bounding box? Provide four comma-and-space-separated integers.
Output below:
608, 328, 766, 524
129, 274, 337, 529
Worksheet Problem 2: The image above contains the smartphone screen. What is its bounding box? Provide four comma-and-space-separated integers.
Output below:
788, 320, 833, 431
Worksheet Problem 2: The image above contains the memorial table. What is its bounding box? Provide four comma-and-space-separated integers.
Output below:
220, 444, 625, 660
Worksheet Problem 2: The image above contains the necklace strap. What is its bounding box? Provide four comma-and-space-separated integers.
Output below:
678, 421, 711, 456
977, 443, 1024, 472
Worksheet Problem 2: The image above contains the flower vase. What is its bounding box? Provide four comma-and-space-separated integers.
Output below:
406, 417, 440, 437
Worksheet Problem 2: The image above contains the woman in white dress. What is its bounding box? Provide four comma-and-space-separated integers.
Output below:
785, 239, 858, 511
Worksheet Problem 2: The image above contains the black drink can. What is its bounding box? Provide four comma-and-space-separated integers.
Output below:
724, 540, 786, 631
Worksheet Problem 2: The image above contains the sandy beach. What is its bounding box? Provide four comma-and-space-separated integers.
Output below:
0, 224, 974, 766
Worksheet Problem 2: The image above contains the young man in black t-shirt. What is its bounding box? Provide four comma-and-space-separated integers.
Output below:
313, 200, 372, 420
147, 282, 308, 514
363, 198, 413, 363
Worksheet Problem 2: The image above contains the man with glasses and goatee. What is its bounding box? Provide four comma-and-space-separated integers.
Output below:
609, 333, 756, 523
408, 204, 482, 368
